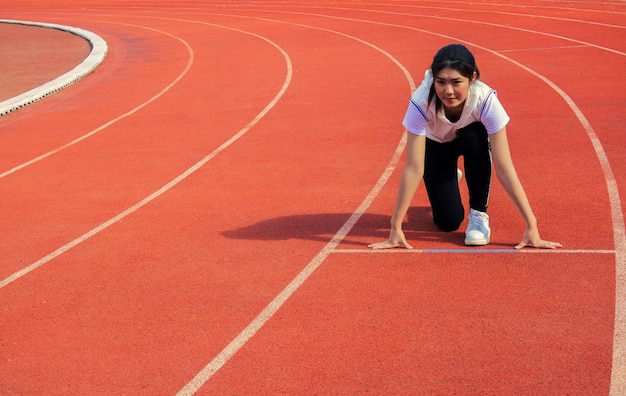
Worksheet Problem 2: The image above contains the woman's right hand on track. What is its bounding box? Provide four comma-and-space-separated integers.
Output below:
368, 228, 413, 250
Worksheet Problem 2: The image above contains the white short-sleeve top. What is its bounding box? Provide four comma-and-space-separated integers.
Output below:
402, 70, 510, 143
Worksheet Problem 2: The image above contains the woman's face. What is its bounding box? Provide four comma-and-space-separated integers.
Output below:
434, 67, 476, 113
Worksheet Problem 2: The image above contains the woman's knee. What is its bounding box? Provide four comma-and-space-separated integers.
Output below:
433, 210, 464, 232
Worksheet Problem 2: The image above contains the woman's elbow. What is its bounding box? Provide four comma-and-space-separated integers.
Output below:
404, 164, 424, 179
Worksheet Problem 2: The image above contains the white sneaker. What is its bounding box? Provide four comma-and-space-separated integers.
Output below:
465, 208, 491, 246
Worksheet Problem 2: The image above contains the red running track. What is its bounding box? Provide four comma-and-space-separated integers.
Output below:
0, 1, 625, 394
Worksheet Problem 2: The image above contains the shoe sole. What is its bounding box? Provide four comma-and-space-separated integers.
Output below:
464, 237, 490, 246
464, 232, 491, 246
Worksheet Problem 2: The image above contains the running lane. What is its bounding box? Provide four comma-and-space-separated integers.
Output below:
0, 5, 408, 394
191, 4, 622, 395
0, 1, 624, 395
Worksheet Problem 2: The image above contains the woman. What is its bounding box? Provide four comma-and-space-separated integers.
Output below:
369, 44, 561, 250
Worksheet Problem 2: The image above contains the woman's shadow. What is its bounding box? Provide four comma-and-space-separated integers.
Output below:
221, 207, 467, 247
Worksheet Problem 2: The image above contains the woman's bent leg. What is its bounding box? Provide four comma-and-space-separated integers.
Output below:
423, 138, 464, 231
457, 122, 492, 245
458, 122, 491, 212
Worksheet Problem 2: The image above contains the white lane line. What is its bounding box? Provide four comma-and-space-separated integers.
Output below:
425, 1, 626, 18
0, 21, 192, 180
384, 2, 626, 29
263, 1, 626, 27
0, 20, 108, 116
175, 15, 416, 395
279, 5, 626, 56
484, 39, 625, 396
496, 44, 588, 52
0, 23, 292, 291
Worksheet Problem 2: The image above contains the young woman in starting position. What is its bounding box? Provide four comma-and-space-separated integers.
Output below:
369, 44, 561, 250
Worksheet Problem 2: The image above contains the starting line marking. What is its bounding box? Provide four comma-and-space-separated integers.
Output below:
333, 248, 616, 254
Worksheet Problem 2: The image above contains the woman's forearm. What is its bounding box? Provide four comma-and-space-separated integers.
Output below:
391, 167, 423, 228
490, 129, 538, 229
495, 168, 537, 229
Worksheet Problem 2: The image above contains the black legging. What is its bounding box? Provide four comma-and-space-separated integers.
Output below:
423, 122, 491, 232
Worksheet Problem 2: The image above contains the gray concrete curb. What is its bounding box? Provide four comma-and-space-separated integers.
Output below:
0, 20, 108, 116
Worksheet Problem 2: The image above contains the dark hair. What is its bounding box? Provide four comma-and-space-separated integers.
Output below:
428, 44, 480, 108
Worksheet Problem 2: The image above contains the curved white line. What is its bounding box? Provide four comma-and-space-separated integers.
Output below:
439, 1, 626, 16
175, 15, 416, 396
285, 2, 626, 29
267, 0, 626, 16
0, 25, 292, 290
0, 21, 194, 180
261, 6, 626, 56
0, 20, 108, 116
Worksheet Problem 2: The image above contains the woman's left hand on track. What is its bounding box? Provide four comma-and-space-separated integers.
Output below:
515, 228, 563, 249
368, 229, 414, 250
